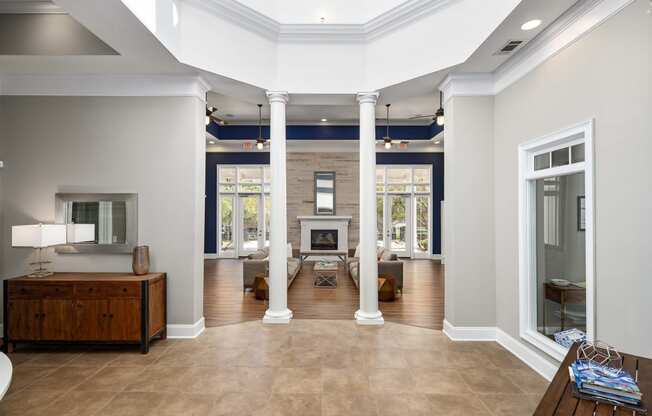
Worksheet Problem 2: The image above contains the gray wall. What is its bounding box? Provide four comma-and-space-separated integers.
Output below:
0, 14, 117, 55
287, 152, 360, 250
444, 95, 496, 326
0, 96, 205, 326
493, 0, 651, 357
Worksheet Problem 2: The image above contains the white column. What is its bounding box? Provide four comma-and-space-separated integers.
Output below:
263, 91, 293, 324
355, 92, 384, 325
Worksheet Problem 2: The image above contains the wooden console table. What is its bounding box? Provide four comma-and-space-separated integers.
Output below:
535, 343, 651, 415
3, 272, 166, 354
544, 283, 586, 333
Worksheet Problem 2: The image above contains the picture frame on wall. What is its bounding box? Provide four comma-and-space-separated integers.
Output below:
577, 195, 586, 231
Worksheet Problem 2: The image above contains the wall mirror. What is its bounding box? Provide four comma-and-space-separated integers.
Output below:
55, 193, 138, 254
314, 172, 336, 215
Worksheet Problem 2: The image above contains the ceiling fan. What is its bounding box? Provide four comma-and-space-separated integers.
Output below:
409, 91, 445, 126
206, 106, 228, 126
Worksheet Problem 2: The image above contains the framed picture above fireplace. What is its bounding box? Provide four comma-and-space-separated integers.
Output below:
314, 171, 336, 215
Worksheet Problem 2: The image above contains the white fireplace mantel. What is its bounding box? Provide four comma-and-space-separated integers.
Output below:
297, 215, 352, 253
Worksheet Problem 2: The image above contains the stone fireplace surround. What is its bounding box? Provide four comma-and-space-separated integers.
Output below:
298, 216, 352, 253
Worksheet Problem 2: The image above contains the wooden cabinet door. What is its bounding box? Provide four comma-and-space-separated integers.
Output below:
7, 299, 41, 340
41, 300, 75, 340
108, 299, 141, 341
74, 300, 110, 341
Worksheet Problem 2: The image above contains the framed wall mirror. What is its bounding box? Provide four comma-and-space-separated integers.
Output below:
55, 193, 138, 254
314, 172, 336, 215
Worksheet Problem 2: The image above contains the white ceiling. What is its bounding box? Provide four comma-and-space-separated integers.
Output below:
207, 0, 577, 123
235, 0, 407, 24
1, 0, 578, 124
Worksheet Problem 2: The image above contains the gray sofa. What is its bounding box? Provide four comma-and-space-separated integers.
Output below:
348, 246, 404, 293
242, 246, 301, 292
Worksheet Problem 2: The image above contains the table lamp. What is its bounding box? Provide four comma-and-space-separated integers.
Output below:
12, 224, 66, 277
11, 223, 94, 277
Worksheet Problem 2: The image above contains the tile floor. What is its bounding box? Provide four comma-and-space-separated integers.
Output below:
0, 320, 549, 415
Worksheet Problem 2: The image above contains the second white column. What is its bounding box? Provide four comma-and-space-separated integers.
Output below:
263, 91, 293, 324
355, 92, 384, 325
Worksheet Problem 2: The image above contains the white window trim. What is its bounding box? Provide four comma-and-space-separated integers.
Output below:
517, 119, 595, 361
376, 165, 433, 259
217, 164, 270, 258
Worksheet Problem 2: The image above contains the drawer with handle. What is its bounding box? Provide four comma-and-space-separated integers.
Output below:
8, 283, 73, 299
74, 283, 140, 299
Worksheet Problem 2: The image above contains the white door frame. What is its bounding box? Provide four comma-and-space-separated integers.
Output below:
518, 119, 595, 361
384, 194, 412, 258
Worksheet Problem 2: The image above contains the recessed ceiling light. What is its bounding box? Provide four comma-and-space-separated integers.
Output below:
434, 140, 441, 144
521, 19, 541, 31
321, 118, 328, 122
208, 140, 215, 144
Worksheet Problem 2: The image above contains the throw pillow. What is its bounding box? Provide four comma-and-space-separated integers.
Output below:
380, 250, 394, 261
353, 244, 360, 258
287, 243, 293, 258
248, 249, 267, 260
376, 246, 385, 260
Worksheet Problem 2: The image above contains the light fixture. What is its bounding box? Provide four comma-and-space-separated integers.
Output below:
208, 140, 215, 145
321, 118, 328, 122
255, 104, 265, 150
521, 19, 541, 31
434, 140, 441, 144
12, 224, 93, 277
383, 104, 392, 149
435, 91, 445, 126
205, 106, 215, 126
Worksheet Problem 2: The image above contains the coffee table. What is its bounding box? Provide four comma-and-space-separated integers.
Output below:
313, 261, 338, 288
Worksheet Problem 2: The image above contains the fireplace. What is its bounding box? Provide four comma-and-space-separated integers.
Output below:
311, 229, 338, 251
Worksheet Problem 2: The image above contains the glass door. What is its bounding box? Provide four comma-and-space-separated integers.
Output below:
239, 195, 264, 255
219, 195, 235, 257
385, 195, 411, 257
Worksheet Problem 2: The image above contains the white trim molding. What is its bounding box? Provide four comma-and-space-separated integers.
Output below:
443, 320, 560, 381
167, 317, 206, 339
443, 319, 495, 341
182, 0, 455, 43
204, 253, 219, 259
517, 119, 595, 362
440, 0, 634, 99
0, 74, 210, 100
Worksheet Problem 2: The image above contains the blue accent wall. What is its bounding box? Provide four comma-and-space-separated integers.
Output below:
207, 123, 444, 141
205, 151, 444, 255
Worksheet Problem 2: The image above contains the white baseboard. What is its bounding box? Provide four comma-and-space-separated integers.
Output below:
443, 319, 495, 341
443, 319, 558, 381
204, 253, 218, 259
167, 317, 205, 339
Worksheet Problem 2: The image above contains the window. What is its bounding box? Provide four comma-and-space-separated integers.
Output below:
217, 165, 270, 257
518, 120, 594, 361
376, 165, 432, 258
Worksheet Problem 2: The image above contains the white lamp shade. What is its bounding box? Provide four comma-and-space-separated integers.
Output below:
12, 224, 67, 248
66, 224, 95, 243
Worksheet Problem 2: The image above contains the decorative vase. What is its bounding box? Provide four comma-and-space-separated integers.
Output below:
132, 245, 150, 275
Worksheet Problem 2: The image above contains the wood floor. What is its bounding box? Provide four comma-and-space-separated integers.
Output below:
204, 258, 444, 329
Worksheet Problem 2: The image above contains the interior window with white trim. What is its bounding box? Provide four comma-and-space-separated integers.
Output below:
519, 121, 594, 360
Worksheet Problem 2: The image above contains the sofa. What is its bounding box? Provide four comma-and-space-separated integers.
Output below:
242, 245, 301, 292
348, 245, 404, 294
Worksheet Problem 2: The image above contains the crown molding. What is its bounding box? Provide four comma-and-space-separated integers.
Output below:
181, 0, 455, 43
439, 73, 494, 104
440, 0, 634, 101
0, 74, 210, 100
183, 0, 279, 40
0, 1, 65, 14
493, 0, 635, 93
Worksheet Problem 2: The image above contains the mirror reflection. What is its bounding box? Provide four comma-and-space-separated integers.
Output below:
314, 172, 335, 215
